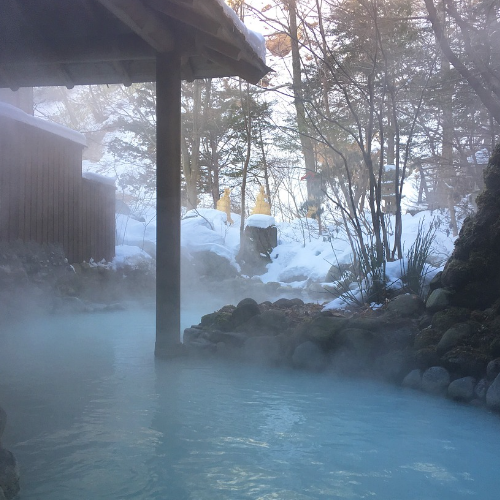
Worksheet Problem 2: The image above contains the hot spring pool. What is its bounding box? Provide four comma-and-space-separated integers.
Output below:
1, 309, 499, 499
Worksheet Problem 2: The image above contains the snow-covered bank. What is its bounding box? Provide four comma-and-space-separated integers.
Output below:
116, 206, 457, 310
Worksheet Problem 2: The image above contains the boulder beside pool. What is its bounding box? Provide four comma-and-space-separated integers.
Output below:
0, 406, 20, 500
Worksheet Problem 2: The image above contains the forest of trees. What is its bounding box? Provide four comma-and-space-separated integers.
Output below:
34, 0, 500, 272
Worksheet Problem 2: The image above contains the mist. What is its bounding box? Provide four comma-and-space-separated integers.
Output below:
2, 304, 500, 499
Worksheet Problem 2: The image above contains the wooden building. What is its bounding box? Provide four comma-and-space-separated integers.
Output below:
0, 0, 270, 356
0, 103, 115, 263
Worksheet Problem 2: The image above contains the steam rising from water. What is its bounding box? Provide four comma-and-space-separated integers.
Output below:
1, 308, 500, 499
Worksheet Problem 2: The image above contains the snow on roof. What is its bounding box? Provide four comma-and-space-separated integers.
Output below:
0, 102, 87, 147
82, 171, 116, 186
217, 0, 267, 63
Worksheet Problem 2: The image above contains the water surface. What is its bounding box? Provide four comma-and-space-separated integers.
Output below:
0, 309, 499, 499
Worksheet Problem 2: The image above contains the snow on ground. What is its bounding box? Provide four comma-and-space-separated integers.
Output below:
113, 205, 457, 310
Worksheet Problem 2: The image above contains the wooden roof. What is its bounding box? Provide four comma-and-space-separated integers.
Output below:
0, 0, 270, 89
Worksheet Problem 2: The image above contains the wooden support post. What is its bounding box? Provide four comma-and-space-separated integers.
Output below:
155, 52, 182, 357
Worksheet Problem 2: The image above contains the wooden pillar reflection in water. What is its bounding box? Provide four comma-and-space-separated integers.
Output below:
155, 52, 181, 357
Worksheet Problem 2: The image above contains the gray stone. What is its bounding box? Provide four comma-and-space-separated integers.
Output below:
474, 378, 489, 400
292, 341, 328, 371
243, 336, 283, 365
190, 250, 238, 280
436, 323, 471, 355
486, 373, 500, 411
428, 271, 443, 291
402, 369, 422, 389
185, 338, 216, 355
203, 330, 247, 348
380, 325, 416, 350
337, 328, 375, 361
325, 263, 351, 282
426, 288, 452, 312
386, 294, 424, 317
296, 316, 348, 347
328, 347, 368, 376
447, 376, 476, 402
182, 327, 202, 344
236, 309, 289, 334
486, 358, 500, 381
0, 447, 20, 500
421, 366, 450, 395
374, 351, 413, 382
231, 299, 260, 328
273, 298, 304, 308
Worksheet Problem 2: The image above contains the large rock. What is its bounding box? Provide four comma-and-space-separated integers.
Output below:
475, 378, 489, 400
230, 298, 260, 328
426, 288, 452, 312
431, 307, 470, 332
447, 376, 476, 402
386, 294, 424, 317
190, 250, 238, 280
436, 323, 472, 355
486, 373, 500, 411
295, 315, 348, 348
402, 369, 422, 389
243, 336, 283, 365
236, 309, 289, 335
414, 328, 441, 350
374, 351, 414, 383
292, 341, 328, 371
0, 448, 19, 500
486, 358, 500, 381
272, 298, 304, 308
336, 328, 375, 361
421, 366, 450, 395
440, 347, 489, 378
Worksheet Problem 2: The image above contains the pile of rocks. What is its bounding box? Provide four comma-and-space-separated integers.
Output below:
183, 291, 500, 412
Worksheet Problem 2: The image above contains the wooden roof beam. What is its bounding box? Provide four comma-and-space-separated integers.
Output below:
97, 0, 175, 53
112, 61, 133, 86
56, 65, 76, 89
0, 35, 155, 65
181, 55, 195, 82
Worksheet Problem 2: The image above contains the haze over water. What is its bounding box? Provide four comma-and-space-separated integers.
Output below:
1, 308, 500, 499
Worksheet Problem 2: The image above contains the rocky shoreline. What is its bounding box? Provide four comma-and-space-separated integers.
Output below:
182, 293, 500, 413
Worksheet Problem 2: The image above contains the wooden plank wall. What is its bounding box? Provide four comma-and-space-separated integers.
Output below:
0, 117, 115, 263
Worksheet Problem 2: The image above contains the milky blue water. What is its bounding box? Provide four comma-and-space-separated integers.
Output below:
1, 309, 500, 499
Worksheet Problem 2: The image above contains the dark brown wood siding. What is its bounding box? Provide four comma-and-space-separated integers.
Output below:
0, 116, 115, 263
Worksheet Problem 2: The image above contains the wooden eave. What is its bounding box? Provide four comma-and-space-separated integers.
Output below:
0, 0, 270, 89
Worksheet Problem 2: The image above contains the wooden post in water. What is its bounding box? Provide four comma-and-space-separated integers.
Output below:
155, 52, 182, 357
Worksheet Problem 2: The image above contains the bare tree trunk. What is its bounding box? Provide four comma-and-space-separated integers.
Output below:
258, 122, 272, 212
438, 7, 458, 236
288, 0, 317, 198
240, 82, 252, 237
182, 79, 205, 210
